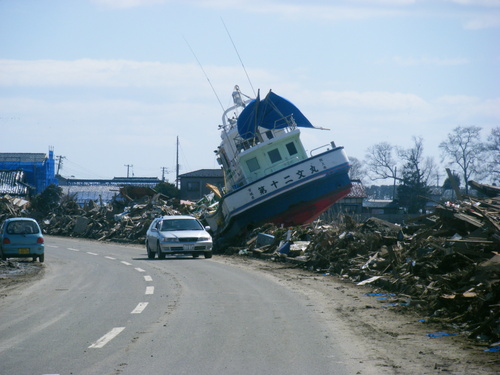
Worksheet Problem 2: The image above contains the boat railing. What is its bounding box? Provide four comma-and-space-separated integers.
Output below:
310, 141, 337, 156
273, 114, 297, 131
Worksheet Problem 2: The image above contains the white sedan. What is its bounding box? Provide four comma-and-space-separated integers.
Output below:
145, 215, 213, 259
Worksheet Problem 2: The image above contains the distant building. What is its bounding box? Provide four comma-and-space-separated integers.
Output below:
178, 169, 224, 201
0, 170, 30, 196
333, 180, 367, 214
0, 149, 57, 195
363, 199, 403, 215
57, 176, 162, 206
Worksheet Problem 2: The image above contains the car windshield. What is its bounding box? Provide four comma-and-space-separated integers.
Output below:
6, 221, 40, 235
161, 219, 203, 231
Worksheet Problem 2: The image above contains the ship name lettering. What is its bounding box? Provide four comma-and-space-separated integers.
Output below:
247, 188, 255, 200
296, 169, 305, 179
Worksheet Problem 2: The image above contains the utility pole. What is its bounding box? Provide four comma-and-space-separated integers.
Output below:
56, 155, 66, 176
124, 164, 133, 178
161, 167, 169, 182
176, 136, 180, 189
392, 166, 397, 201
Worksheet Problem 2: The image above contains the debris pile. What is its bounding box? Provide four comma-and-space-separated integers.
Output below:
40, 194, 187, 243
240, 194, 500, 344
0, 195, 29, 222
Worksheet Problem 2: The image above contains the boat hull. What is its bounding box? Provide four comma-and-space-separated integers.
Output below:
205, 147, 351, 239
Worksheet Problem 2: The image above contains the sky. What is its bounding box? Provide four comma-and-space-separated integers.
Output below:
1, 0, 499, 185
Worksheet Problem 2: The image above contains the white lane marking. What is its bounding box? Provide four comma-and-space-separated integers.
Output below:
68, 248, 79, 252
105, 256, 116, 260
45, 245, 59, 248
131, 302, 148, 314
88, 327, 125, 349
87, 252, 98, 256
144, 275, 153, 282
121, 261, 132, 266
145, 286, 154, 295
135, 267, 145, 272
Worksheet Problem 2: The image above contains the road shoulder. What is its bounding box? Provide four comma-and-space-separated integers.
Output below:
213, 255, 500, 375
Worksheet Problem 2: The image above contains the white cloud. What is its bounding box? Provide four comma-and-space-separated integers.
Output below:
316, 90, 429, 112
436, 95, 500, 119
91, 0, 171, 9
463, 13, 500, 29
0, 59, 197, 88
392, 56, 470, 66
446, 0, 500, 6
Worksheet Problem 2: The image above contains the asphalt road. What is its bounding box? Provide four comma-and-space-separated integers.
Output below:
0, 236, 377, 375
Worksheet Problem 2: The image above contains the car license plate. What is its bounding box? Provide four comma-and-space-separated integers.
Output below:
18, 248, 30, 254
184, 244, 194, 251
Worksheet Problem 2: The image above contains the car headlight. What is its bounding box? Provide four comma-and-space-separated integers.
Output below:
198, 237, 211, 241
161, 237, 179, 242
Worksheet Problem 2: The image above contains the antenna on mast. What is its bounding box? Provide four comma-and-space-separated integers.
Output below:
221, 18, 256, 97
183, 36, 225, 113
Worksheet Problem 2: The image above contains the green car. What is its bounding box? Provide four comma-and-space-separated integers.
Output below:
0, 217, 45, 262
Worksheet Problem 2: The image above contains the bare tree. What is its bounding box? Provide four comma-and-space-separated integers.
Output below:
439, 126, 485, 195
365, 138, 435, 207
486, 126, 500, 184
365, 142, 400, 182
348, 156, 366, 184
396, 137, 435, 213
397, 136, 436, 187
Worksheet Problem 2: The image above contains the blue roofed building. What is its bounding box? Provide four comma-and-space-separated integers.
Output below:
0, 148, 58, 196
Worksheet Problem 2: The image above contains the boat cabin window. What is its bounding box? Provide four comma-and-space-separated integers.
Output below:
268, 149, 282, 164
286, 142, 298, 156
265, 130, 274, 140
246, 157, 261, 172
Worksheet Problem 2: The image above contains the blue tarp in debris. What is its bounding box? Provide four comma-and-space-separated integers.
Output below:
237, 91, 314, 140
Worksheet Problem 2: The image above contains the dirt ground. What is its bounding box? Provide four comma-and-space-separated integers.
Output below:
1, 256, 499, 374
0, 259, 45, 299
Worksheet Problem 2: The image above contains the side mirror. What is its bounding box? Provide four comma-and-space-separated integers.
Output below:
151, 228, 158, 232
205, 226, 211, 231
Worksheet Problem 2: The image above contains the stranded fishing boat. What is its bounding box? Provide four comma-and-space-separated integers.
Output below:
204, 85, 352, 239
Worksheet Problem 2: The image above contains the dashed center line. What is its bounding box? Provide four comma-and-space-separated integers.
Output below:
60, 246, 155, 340
88, 327, 125, 349
131, 302, 149, 314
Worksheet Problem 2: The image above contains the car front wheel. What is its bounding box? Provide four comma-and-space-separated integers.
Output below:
146, 242, 156, 259
204, 251, 212, 259
157, 241, 165, 259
